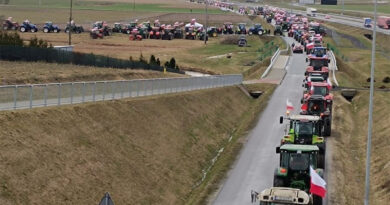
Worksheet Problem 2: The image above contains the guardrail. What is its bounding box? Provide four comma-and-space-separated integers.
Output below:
261, 48, 281, 78
0, 75, 243, 111
329, 51, 340, 87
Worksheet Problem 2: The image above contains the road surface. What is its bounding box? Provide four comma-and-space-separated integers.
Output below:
212, 36, 312, 204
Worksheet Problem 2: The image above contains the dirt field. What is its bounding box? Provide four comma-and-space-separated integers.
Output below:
0, 61, 181, 85
0, 84, 275, 205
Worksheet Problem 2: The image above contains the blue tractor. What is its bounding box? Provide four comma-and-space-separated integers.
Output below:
43, 22, 61, 33
248, 24, 265, 36
20, 20, 38, 33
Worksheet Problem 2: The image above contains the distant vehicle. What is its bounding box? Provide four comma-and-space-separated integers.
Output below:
325, 15, 331, 19
3, 17, 19, 31
377, 16, 390, 29
306, 8, 317, 17
248, 24, 264, 35
238, 35, 247, 47
364, 18, 372, 28
20, 20, 38, 33
43, 22, 60, 33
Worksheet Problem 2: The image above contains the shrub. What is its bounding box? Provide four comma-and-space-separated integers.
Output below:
383, 77, 390, 83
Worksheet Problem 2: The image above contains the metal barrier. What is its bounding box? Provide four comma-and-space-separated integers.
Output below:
0, 75, 243, 111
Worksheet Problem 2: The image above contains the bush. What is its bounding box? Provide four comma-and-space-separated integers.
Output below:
28, 36, 51, 48
149, 55, 157, 65
383, 76, 390, 83
0, 31, 23, 46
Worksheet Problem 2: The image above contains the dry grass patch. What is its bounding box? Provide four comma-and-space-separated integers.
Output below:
0, 60, 181, 85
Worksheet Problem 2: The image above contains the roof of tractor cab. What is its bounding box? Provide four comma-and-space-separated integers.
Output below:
289, 115, 320, 121
306, 66, 329, 72
280, 144, 319, 152
308, 55, 329, 60
307, 94, 325, 100
311, 82, 330, 87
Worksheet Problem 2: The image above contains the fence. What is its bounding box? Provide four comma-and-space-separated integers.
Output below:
0, 75, 243, 111
0, 45, 183, 74
326, 43, 349, 62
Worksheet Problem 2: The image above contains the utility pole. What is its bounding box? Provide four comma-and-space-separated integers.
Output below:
204, 0, 208, 45
133, 0, 135, 11
342, 0, 344, 15
364, 0, 377, 204
69, 0, 72, 45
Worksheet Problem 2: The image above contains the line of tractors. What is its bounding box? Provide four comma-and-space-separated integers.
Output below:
255, 7, 332, 205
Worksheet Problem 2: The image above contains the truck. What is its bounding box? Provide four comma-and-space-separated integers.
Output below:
377, 16, 390, 29
258, 187, 311, 205
306, 8, 317, 17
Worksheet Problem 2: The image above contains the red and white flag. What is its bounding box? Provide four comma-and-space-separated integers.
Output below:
310, 166, 327, 198
286, 99, 294, 111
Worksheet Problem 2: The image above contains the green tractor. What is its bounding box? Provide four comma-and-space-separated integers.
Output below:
279, 115, 325, 169
274, 144, 324, 205
274, 25, 283, 36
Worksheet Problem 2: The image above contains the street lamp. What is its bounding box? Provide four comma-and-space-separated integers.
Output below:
69, 0, 73, 45
364, 0, 378, 204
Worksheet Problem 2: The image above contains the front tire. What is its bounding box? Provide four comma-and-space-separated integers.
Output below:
43, 28, 49, 33
20, 27, 26, 32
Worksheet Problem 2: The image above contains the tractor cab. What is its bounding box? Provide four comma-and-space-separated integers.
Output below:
274, 144, 323, 191
307, 56, 329, 70
207, 27, 218, 37
279, 115, 325, 152
93, 21, 103, 29
223, 22, 234, 34
112, 23, 122, 33
236, 23, 247, 34
301, 95, 332, 136
258, 187, 311, 205
303, 73, 326, 89
310, 47, 327, 57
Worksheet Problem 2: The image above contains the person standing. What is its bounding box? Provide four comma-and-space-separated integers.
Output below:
251, 190, 255, 203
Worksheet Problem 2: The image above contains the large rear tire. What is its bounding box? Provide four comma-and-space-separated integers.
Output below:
313, 195, 323, 205
20, 27, 26, 32
273, 175, 284, 187
324, 118, 332, 136
43, 28, 49, 33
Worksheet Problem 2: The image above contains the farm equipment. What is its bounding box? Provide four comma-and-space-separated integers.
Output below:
207, 27, 218, 37
274, 25, 283, 36
129, 29, 142, 41
238, 35, 247, 47
223, 22, 234, 34
235, 23, 247, 35
149, 26, 161, 39
279, 115, 325, 168
93, 21, 111, 36
293, 44, 304, 53
301, 95, 333, 136
43, 22, 60, 33
185, 26, 197, 40
112, 23, 123, 33
274, 144, 324, 205
65, 21, 84, 33
377, 16, 390, 29
258, 187, 311, 205
20, 20, 38, 33
161, 27, 174, 40
3, 17, 19, 31
364, 18, 372, 28
90, 27, 103, 39
248, 24, 265, 35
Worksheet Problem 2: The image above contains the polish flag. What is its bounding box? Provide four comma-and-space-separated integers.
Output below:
310, 166, 327, 198
286, 99, 294, 111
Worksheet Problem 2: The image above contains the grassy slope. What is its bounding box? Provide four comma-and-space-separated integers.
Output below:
0, 84, 276, 205
330, 92, 390, 205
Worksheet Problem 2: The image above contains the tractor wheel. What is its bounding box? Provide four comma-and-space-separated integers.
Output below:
248, 31, 253, 35
318, 153, 325, 169
313, 195, 323, 205
3, 26, 8, 30
20, 27, 26, 32
258, 30, 263, 35
54, 29, 58, 33
43, 28, 49, 33
324, 118, 332, 136
32, 28, 37, 33
273, 176, 284, 187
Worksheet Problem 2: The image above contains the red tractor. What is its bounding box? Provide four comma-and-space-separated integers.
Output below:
129, 28, 142, 41
303, 82, 333, 103
149, 20, 162, 39
3, 17, 19, 31
90, 27, 104, 39
300, 94, 332, 136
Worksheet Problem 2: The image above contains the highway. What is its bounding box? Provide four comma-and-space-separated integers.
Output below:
212, 37, 310, 204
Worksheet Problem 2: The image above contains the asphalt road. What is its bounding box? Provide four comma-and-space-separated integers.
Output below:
212, 36, 310, 204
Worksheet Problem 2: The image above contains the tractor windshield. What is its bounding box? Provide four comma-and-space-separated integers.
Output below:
293, 121, 315, 144
313, 86, 328, 96
308, 100, 325, 114
289, 153, 310, 171
311, 48, 326, 56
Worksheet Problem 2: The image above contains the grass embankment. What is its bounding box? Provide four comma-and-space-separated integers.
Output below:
323, 22, 390, 88
322, 22, 390, 204
330, 92, 390, 205
0, 61, 181, 85
0, 83, 276, 205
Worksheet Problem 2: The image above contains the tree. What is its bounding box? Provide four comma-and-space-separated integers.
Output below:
169, 57, 176, 68
156, 58, 161, 66
149, 55, 156, 65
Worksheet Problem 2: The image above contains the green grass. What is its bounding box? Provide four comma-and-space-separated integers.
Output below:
1, 0, 225, 14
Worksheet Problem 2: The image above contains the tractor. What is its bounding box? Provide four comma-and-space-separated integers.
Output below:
274, 25, 283, 36
258, 187, 312, 205
274, 144, 324, 205
235, 23, 247, 35
20, 20, 38, 33
222, 22, 234, 34
129, 29, 142, 41
185, 26, 196, 40
303, 73, 327, 90
90, 27, 104, 39
112, 23, 123, 33
149, 26, 161, 39
65, 22, 84, 34
300, 95, 332, 136
42, 22, 60, 33
207, 27, 218, 37
279, 115, 325, 169
161, 27, 174, 40
238, 35, 247, 47
93, 21, 111, 36
248, 24, 265, 36
3, 17, 19, 31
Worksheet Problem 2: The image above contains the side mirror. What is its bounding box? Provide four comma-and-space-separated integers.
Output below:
302, 84, 304, 87
306, 58, 308, 63
328, 59, 331, 63
276, 147, 281, 154
279, 116, 283, 124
